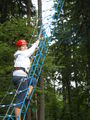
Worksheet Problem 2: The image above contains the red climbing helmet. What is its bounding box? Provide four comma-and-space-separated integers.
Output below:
16, 39, 28, 47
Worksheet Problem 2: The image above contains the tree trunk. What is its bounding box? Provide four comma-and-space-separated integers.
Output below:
39, 75, 45, 120
86, 23, 90, 107
26, 106, 31, 120
27, 0, 31, 18
35, 93, 38, 120
84, 0, 90, 104
38, 0, 42, 33
86, 33, 90, 85
10, 1, 14, 16
38, 0, 44, 119
0, 0, 8, 23
27, 0, 31, 25
59, 78, 66, 120
75, 78, 81, 120
62, 78, 66, 106
66, 79, 72, 120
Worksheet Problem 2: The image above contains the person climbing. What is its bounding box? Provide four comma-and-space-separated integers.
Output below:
12, 39, 40, 120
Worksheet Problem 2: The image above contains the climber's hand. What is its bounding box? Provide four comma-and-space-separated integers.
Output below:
40, 34, 44, 40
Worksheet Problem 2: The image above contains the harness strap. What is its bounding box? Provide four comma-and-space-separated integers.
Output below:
14, 67, 28, 74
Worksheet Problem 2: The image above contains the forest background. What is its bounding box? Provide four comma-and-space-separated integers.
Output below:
0, 0, 90, 120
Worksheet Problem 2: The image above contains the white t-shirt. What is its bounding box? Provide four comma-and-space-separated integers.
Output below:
13, 41, 39, 77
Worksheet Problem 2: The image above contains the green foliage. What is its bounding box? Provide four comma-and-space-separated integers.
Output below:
0, 17, 37, 45
42, 0, 90, 120
0, 43, 14, 74
0, 0, 36, 23
44, 0, 90, 120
